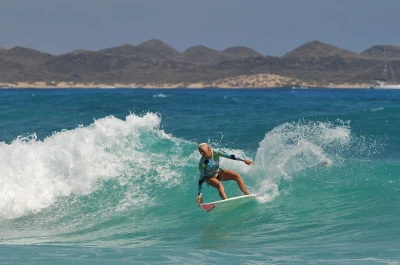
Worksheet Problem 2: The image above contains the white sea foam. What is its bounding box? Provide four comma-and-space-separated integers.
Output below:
153, 93, 169, 98
0, 112, 179, 219
371, 107, 384, 112
254, 120, 351, 203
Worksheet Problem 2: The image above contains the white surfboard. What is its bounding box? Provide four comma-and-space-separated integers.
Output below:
200, 194, 256, 214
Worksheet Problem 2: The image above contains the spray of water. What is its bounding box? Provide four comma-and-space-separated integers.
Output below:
0, 112, 186, 220
254, 120, 351, 203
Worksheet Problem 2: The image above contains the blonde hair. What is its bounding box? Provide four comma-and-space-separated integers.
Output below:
198, 143, 208, 149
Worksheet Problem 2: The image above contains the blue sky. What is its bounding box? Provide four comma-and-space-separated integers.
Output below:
1, 0, 399, 56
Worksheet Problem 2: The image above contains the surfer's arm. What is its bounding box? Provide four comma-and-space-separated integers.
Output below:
217, 150, 255, 165
196, 161, 206, 205
197, 171, 205, 206
198, 177, 204, 195
198, 162, 206, 195
217, 150, 244, 161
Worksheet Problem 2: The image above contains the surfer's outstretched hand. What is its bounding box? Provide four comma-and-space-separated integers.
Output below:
196, 194, 203, 206
243, 159, 255, 165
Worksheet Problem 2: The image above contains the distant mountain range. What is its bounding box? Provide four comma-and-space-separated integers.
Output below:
1, 39, 400, 86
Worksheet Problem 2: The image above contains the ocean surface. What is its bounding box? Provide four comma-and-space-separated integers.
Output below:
0, 88, 399, 264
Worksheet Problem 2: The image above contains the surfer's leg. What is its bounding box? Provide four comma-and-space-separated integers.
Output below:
218, 169, 249, 195
206, 178, 227, 200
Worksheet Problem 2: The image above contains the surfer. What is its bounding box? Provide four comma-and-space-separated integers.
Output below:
196, 143, 255, 205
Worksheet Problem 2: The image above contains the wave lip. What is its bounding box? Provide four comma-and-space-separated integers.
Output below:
0, 112, 173, 220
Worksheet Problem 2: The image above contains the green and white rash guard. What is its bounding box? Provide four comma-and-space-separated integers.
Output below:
198, 149, 243, 195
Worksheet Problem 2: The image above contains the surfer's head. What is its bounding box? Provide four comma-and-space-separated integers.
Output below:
198, 143, 212, 158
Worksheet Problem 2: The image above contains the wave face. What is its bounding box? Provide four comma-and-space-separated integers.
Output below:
0, 88, 399, 264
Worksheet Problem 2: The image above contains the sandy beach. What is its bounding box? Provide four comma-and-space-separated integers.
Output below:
0, 74, 370, 89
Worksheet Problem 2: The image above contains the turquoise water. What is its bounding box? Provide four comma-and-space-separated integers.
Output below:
0, 88, 399, 264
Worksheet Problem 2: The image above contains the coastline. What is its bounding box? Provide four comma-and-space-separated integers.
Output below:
0, 74, 370, 89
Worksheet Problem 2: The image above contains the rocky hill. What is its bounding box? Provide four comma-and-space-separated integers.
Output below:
99, 44, 136, 57
0, 46, 53, 66
282, 40, 360, 59
180, 45, 230, 64
1, 39, 399, 86
222, 46, 263, 58
360, 45, 400, 59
